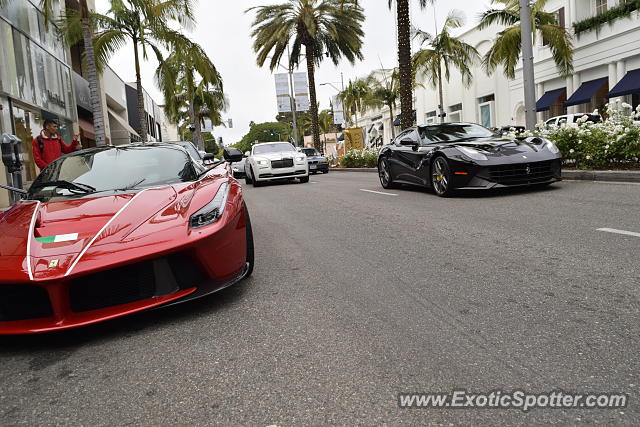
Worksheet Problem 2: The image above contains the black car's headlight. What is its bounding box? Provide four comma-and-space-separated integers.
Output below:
545, 140, 560, 154
189, 182, 230, 228
457, 146, 488, 161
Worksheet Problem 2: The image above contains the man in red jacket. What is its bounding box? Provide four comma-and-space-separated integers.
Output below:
32, 119, 81, 169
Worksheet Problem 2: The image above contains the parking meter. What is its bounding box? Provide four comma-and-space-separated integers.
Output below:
1, 134, 25, 203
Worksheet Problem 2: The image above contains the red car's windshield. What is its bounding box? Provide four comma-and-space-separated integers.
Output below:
28, 146, 202, 201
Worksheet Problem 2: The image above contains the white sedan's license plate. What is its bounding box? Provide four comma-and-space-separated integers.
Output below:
310, 164, 317, 169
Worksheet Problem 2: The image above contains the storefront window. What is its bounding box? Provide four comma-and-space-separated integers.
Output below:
12, 28, 36, 105
0, 19, 18, 96
12, 102, 42, 181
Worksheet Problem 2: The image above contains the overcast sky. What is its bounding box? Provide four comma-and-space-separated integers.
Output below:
95, 0, 490, 144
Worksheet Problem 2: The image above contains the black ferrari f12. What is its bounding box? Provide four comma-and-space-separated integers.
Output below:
378, 122, 562, 196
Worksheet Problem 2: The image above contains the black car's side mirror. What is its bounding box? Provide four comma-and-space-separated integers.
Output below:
223, 147, 244, 163
399, 138, 419, 150
202, 152, 215, 161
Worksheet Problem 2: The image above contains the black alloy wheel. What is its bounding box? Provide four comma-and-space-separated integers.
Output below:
431, 156, 454, 197
378, 158, 395, 189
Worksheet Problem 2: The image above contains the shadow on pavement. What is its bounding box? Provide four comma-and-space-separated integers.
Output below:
0, 278, 252, 353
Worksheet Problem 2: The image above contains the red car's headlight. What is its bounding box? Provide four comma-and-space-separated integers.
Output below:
189, 182, 230, 228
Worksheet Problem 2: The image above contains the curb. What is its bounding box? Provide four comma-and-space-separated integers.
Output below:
329, 168, 640, 183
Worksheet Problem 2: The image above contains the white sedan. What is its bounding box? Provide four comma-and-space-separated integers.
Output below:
244, 142, 309, 186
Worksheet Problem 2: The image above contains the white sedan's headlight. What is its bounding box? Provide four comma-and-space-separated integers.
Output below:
545, 140, 560, 154
189, 182, 230, 228
295, 155, 306, 162
256, 159, 269, 166
458, 146, 488, 161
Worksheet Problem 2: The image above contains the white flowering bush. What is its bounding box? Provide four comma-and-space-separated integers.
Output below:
340, 148, 379, 168
533, 101, 640, 169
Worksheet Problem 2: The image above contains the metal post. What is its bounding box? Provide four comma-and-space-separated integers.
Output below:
519, 0, 537, 130
287, 44, 299, 146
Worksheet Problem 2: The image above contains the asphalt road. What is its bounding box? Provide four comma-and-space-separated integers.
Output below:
1, 172, 639, 426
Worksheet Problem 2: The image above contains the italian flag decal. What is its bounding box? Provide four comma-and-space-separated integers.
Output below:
36, 233, 79, 243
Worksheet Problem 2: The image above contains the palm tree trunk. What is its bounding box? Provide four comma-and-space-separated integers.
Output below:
388, 104, 395, 139
397, 0, 413, 130
133, 38, 148, 141
305, 46, 321, 151
189, 96, 203, 150
354, 110, 358, 127
79, 0, 107, 146
437, 60, 445, 124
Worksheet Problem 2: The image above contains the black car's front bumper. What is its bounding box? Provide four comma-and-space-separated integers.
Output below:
308, 162, 329, 173
449, 158, 563, 190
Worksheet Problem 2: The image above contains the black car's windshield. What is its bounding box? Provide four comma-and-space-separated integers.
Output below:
419, 123, 495, 143
29, 146, 201, 200
253, 143, 295, 155
301, 148, 319, 156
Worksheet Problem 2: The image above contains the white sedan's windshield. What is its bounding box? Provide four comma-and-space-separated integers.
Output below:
253, 143, 295, 155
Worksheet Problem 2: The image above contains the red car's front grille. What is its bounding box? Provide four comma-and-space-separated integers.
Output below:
69, 253, 205, 312
0, 285, 53, 322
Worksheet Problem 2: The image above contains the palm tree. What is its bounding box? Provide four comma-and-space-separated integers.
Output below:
91, 0, 196, 141
156, 41, 225, 150
478, 0, 573, 79
318, 108, 334, 152
28, 0, 108, 145
338, 78, 369, 127
248, 0, 365, 152
413, 10, 480, 123
363, 69, 399, 138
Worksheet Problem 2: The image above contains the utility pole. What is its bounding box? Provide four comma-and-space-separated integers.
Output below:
287, 44, 299, 146
519, 0, 537, 130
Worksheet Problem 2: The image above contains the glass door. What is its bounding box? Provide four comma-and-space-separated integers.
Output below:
12, 102, 42, 181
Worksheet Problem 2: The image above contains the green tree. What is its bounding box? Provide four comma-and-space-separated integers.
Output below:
363, 69, 399, 138
91, 0, 196, 140
204, 133, 220, 156
156, 40, 225, 150
478, 0, 573, 79
248, 0, 365, 151
413, 10, 480, 123
338, 78, 370, 127
233, 122, 292, 153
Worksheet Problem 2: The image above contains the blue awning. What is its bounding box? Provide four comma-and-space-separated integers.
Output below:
565, 78, 608, 107
338, 133, 344, 141
368, 124, 375, 133
607, 68, 640, 98
378, 124, 384, 130
393, 116, 401, 126
536, 88, 566, 112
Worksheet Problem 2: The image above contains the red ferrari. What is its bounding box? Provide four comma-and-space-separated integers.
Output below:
0, 144, 253, 334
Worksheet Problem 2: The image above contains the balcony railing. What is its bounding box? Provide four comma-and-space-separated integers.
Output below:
573, 0, 640, 37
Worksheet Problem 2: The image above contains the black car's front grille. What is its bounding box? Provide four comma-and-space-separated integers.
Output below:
0, 285, 52, 322
69, 253, 205, 312
489, 160, 557, 186
271, 158, 293, 168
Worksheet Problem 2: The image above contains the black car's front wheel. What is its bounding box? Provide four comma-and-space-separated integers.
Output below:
378, 158, 396, 189
431, 156, 454, 197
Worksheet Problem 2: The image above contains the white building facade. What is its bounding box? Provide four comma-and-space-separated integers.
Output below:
414, 0, 640, 130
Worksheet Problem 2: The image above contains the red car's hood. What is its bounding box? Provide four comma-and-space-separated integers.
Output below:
0, 186, 183, 281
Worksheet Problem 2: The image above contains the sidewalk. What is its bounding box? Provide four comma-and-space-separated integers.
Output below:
329, 168, 640, 183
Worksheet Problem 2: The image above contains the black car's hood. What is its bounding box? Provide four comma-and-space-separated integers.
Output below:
443, 137, 550, 156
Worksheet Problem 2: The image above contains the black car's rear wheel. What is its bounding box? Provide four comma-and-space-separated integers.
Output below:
431, 156, 454, 197
378, 158, 396, 189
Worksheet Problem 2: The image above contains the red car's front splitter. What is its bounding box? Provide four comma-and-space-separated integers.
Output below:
0, 288, 196, 335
